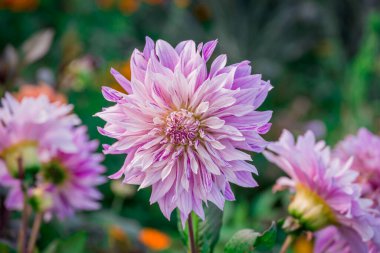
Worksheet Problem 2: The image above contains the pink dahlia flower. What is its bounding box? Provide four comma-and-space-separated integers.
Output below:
315, 226, 379, 253
264, 130, 380, 252
0, 94, 105, 219
334, 128, 380, 197
96, 37, 272, 225
0, 93, 79, 163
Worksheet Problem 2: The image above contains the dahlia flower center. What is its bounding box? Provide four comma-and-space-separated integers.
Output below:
288, 184, 337, 231
165, 109, 200, 145
42, 159, 69, 186
0, 141, 40, 178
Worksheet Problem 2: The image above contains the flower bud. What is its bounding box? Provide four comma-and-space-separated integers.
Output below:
29, 187, 53, 213
288, 184, 337, 231
0, 141, 40, 179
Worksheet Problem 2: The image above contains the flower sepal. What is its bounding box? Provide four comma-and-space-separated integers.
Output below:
1, 141, 40, 181
288, 184, 337, 232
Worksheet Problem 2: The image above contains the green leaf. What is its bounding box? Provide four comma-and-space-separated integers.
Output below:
43, 241, 59, 253
198, 203, 223, 253
43, 232, 87, 253
0, 241, 16, 253
177, 203, 223, 253
254, 222, 277, 250
224, 229, 259, 253
224, 222, 277, 253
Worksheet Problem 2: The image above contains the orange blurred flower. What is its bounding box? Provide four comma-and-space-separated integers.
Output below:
0, 0, 39, 11
119, 0, 139, 14
293, 234, 313, 253
15, 83, 67, 104
139, 228, 171, 251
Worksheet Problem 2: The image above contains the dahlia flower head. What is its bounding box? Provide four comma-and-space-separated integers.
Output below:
0, 94, 105, 219
97, 37, 272, 225
315, 226, 379, 253
264, 130, 380, 252
334, 128, 380, 197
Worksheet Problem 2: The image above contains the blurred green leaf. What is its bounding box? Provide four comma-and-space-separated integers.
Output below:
224, 222, 277, 253
43, 232, 87, 253
224, 229, 259, 253
0, 241, 16, 253
253, 222, 277, 250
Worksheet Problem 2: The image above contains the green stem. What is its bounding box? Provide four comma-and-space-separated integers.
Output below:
187, 214, 197, 253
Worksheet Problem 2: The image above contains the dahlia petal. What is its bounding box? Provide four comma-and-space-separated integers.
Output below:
156, 39, 179, 70
210, 54, 227, 77
202, 117, 225, 129
143, 36, 155, 59
202, 39, 218, 62
110, 68, 133, 94
101, 86, 126, 102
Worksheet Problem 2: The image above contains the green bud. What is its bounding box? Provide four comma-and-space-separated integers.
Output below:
29, 187, 52, 213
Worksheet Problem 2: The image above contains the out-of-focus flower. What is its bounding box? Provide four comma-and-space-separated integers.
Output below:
264, 130, 380, 252
118, 0, 139, 13
15, 83, 67, 104
139, 228, 171, 251
315, 226, 379, 253
313, 128, 380, 252
97, 37, 272, 226
293, 234, 313, 253
28, 186, 53, 212
60, 55, 98, 91
0, 94, 104, 219
0, 93, 78, 178
334, 128, 380, 194
0, 0, 39, 11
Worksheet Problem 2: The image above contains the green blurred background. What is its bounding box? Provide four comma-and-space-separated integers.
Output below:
0, 0, 380, 252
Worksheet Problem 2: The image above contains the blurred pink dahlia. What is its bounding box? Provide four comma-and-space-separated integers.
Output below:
334, 128, 380, 197
0, 94, 105, 219
96, 37, 272, 225
264, 130, 380, 252
314, 226, 380, 253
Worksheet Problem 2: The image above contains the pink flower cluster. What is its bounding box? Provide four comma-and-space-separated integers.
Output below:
0, 94, 105, 219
